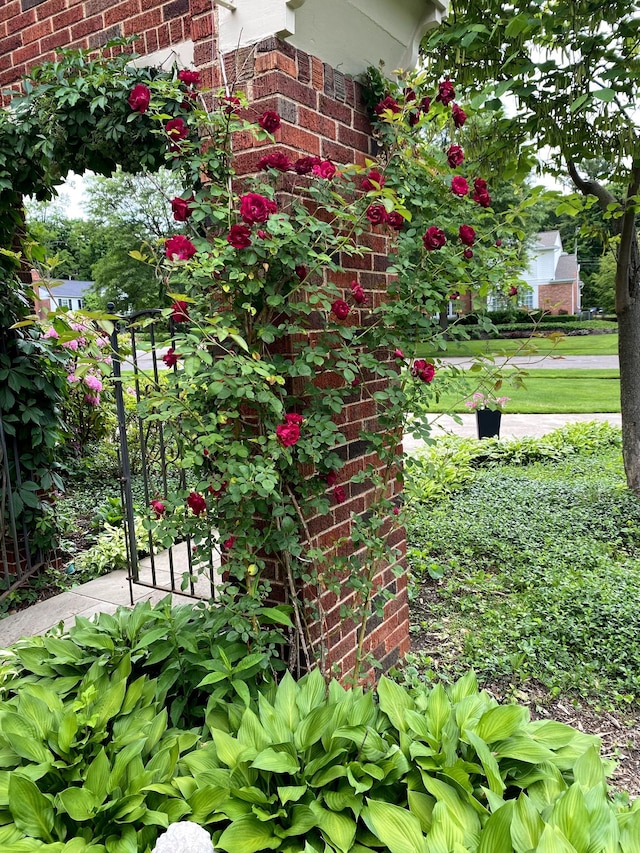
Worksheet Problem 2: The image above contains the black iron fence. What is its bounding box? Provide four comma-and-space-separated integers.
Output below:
108, 306, 218, 603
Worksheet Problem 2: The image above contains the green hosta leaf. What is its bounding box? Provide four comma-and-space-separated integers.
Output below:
466, 731, 504, 795
296, 668, 327, 716
216, 815, 280, 853
377, 676, 413, 732
294, 704, 336, 751
214, 729, 254, 768
510, 794, 544, 853
57, 713, 79, 753
251, 748, 299, 774
549, 784, 588, 853
529, 721, 582, 750
620, 809, 640, 853
16, 692, 54, 737
324, 789, 364, 818
310, 801, 356, 852
478, 800, 514, 853
105, 825, 137, 853
448, 671, 478, 703
475, 705, 527, 744
5, 733, 53, 765
495, 736, 555, 764
573, 745, 606, 789
278, 785, 307, 805
536, 824, 579, 853
363, 799, 428, 853
56, 787, 98, 821
8, 774, 54, 842
91, 678, 128, 731
237, 708, 270, 752
407, 790, 435, 833
425, 683, 451, 742
85, 748, 110, 801
274, 672, 299, 732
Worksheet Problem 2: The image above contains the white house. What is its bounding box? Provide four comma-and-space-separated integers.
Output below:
36, 278, 93, 314
519, 230, 582, 314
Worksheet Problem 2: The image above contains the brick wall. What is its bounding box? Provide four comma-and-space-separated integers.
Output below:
0, 0, 215, 89
1, 9, 409, 682
538, 281, 579, 314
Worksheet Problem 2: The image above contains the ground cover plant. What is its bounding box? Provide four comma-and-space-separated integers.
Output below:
1, 600, 640, 852
405, 423, 640, 709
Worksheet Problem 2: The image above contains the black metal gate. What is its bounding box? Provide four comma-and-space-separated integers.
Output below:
108, 306, 219, 604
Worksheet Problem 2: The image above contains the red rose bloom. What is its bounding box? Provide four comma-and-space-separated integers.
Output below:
451, 176, 470, 196
259, 110, 281, 133
165, 234, 197, 260
162, 347, 181, 368
222, 536, 235, 550
509, 285, 519, 297
331, 299, 350, 320
463, 249, 474, 259
495, 238, 503, 247
436, 79, 456, 106
227, 224, 252, 249
171, 301, 190, 323
374, 95, 401, 115
408, 109, 421, 127
386, 211, 405, 230
325, 471, 338, 487
420, 96, 431, 113
423, 226, 447, 251
187, 491, 207, 515
411, 359, 436, 383
294, 155, 322, 175
472, 177, 492, 207
150, 499, 166, 517
285, 412, 304, 425
333, 485, 347, 504
171, 196, 193, 221
446, 144, 465, 168
459, 224, 476, 246
128, 84, 150, 113
393, 506, 400, 516
257, 229, 267, 239
222, 95, 241, 114
295, 265, 307, 280
312, 160, 337, 179
178, 69, 200, 87
258, 151, 293, 172
366, 204, 387, 226
276, 421, 301, 447
350, 281, 367, 304
404, 87, 417, 102
165, 117, 188, 150
393, 348, 404, 359
239, 193, 277, 225
452, 103, 467, 128
362, 170, 385, 191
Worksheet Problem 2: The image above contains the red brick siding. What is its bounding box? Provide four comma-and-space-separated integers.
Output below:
538, 281, 579, 314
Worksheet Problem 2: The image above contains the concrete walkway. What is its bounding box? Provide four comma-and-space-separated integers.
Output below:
0, 412, 622, 648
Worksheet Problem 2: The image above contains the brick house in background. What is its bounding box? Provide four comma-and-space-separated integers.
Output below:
1, 0, 450, 680
525, 230, 582, 315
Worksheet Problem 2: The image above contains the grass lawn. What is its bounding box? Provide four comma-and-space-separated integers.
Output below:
417, 331, 619, 358
427, 367, 621, 413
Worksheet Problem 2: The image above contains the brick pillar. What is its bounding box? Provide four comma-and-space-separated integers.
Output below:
213, 37, 409, 682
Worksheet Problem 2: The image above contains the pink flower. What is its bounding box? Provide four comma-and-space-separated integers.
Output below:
165, 234, 197, 261
128, 83, 150, 113
171, 196, 193, 221
423, 227, 447, 251
446, 144, 465, 168
451, 176, 469, 196
362, 170, 385, 191
66, 373, 80, 383
43, 327, 59, 339
227, 224, 252, 249
411, 359, 436, 383
331, 299, 350, 321
259, 111, 281, 133
393, 348, 405, 359
62, 339, 79, 351
459, 225, 476, 246
436, 79, 455, 106
162, 347, 180, 368
150, 499, 166, 517
258, 151, 293, 171
239, 193, 277, 225
366, 204, 387, 226
84, 394, 100, 406
84, 374, 103, 393
171, 301, 190, 323
374, 95, 401, 115
312, 160, 337, 179
276, 421, 301, 447
452, 103, 467, 127
187, 491, 207, 515
386, 211, 405, 230
294, 155, 322, 175
178, 69, 200, 87
350, 281, 367, 304
333, 485, 347, 504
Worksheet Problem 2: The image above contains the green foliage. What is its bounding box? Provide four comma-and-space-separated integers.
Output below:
406, 427, 640, 704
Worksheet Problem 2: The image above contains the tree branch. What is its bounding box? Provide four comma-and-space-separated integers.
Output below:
567, 161, 618, 212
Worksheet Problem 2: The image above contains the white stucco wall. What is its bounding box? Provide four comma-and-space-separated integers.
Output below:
218, 0, 448, 75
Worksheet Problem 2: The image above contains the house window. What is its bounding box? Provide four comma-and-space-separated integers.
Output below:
519, 290, 534, 309
58, 298, 73, 309
77, 299, 84, 309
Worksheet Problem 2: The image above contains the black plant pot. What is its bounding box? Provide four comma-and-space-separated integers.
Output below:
476, 408, 501, 439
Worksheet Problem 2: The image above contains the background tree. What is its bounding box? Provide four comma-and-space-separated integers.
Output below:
424, 0, 640, 491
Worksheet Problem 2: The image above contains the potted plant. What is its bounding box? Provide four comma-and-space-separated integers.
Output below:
464, 392, 510, 439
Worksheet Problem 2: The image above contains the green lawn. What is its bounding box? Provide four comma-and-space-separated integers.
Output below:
418, 332, 619, 358
428, 368, 620, 413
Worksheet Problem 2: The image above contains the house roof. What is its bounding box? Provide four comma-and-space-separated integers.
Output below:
536, 230, 561, 248
39, 280, 93, 298
554, 254, 579, 282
